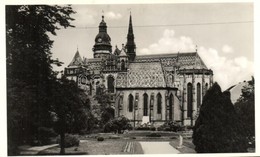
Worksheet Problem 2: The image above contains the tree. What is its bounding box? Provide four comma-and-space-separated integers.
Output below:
93, 84, 115, 126
192, 82, 248, 153
6, 5, 75, 155
50, 76, 90, 154
234, 77, 255, 148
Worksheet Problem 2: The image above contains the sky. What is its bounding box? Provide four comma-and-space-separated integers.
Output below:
50, 3, 254, 90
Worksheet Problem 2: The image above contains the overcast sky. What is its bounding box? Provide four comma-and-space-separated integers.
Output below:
50, 3, 253, 90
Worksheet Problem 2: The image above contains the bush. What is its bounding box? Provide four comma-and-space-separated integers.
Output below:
157, 121, 183, 132
37, 127, 57, 145
57, 134, 80, 148
135, 126, 156, 131
103, 116, 131, 134
146, 133, 161, 137
97, 137, 104, 141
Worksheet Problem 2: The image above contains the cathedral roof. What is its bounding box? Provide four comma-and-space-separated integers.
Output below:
116, 62, 166, 88
68, 49, 83, 67
135, 52, 208, 69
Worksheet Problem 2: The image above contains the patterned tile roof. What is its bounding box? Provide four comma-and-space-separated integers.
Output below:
116, 62, 166, 88
135, 52, 208, 70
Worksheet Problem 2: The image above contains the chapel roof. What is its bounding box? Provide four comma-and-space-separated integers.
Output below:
116, 62, 166, 88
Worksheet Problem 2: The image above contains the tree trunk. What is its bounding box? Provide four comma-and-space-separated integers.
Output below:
60, 132, 65, 155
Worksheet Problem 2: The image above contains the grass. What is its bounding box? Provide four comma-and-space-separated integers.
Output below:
38, 139, 144, 155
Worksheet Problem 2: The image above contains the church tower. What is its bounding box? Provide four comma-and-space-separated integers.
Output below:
125, 13, 136, 61
93, 15, 112, 59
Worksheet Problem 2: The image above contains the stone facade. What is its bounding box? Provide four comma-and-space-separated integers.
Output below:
64, 14, 213, 126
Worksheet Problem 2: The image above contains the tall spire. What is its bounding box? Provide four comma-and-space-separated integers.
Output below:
125, 12, 136, 61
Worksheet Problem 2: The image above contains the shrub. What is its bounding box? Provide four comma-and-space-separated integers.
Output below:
146, 133, 161, 137
97, 137, 104, 141
157, 121, 183, 132
103, 116, 131, 134
37, 127, 57, 145
57, 134, 80, 148
150, 127, 156, 131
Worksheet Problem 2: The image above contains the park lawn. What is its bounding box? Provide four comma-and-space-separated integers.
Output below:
39, 139, 144, 155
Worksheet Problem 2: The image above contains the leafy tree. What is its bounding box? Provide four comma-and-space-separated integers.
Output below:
6, 5, 74, 155
234, 77, 255, 148
192, 82, 248, 153
50, 76, 90, 154
94, 84, 115, 126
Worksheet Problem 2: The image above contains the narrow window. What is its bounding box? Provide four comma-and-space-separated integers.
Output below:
128, 94, 133, 112
187, 83, 193, 118
143, 93, 148, 116
157, 93, 162, 114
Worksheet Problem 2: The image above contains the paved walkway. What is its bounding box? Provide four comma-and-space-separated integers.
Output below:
140, 142, 180, 154
19, 144, 58, 155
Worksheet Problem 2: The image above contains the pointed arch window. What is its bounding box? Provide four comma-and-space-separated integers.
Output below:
121, 59, 125, 70
107, 75, 115, 93
128, 94, 134, 112
157, 93, 162, 114
197, 83, 201, 109
169, 93, 174, 120
143, 93, 148, 116
187, 83, 193, 118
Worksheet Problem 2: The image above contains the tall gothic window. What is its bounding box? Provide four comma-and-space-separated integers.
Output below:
128, 94, 134, 112
121, 60, 125, 70
107, 75, 115, 93
197, 83, 201, 109
143, 93, 148, 116
187, 83, 193, 118
157, 93, 162, 114
169, 93, 174, 120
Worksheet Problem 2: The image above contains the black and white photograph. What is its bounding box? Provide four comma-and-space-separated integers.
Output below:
3, 0, 257, 156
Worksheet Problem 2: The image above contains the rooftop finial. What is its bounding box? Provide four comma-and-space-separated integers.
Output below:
77, 45, 78, 51
102, 10, 104, 20
195, 45, 198, 52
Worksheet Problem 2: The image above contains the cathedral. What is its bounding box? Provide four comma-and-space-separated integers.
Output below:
64, 14, 214, 126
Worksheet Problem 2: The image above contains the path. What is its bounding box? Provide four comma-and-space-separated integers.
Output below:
19, 144, 58, 155
140, 142, 180, 154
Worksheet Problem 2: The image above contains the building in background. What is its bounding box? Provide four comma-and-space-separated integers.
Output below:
64, 14, 213, 126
